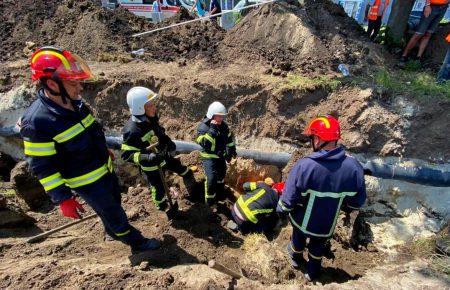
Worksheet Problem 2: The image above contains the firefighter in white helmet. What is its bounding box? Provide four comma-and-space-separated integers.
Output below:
121, 87, 195, 214
196, 101, 237, 206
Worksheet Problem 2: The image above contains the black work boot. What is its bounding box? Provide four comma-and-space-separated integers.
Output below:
131, 238, 161, 254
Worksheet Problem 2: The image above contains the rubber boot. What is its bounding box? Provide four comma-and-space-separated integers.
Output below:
287, 243, 305, 269
131, 238, 161, 254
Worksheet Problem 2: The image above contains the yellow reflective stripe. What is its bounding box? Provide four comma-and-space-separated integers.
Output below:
31, 50, 71, 70
252, 208, 273, 215
141, 130, 155, 142
290, 242, 303, 253
141, 161, 166, 172
23, 141, 56, 156
245, 189, 266, 205
200, 152, 219, 159
226, 142, 235, 147
64, 157, 112, 188
204, 176, 216, 199
197, 134, 216, 151
53, 114, 96, 143
39, 172, 65, 191
151, 186, 167, 207
249, 182, 257, 191
309, 253, 322, 260
133, 152, 140, 164
121, 144, 140, 151
115, 230, 130, 237
180, 168, 190, 176
237, 196, 258, 223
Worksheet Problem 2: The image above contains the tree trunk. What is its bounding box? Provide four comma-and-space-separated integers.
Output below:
386, 0, 416, 45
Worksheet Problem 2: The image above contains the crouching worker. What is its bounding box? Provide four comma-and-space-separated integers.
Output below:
21, 47, 160, 253
121, 87, 195, 213
277, 115, 366, 282
197, 102, 237, 206
229, 178, 285, 235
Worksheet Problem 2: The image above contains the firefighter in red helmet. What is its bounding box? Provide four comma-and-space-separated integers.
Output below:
20, 47, 161, 253
277, 115, 366, 281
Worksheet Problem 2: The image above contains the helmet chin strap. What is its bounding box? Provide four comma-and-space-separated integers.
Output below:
310, 136, 330, 152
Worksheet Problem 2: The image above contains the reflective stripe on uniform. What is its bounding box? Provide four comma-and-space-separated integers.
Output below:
141, 130, 155, 142
204, 176, 216, 200
196, 134, 216, 151
39, 172, 65, 191
278, 199, 293, 212
140, 160, 166, 172
236, 188, 271, 224
200, 152, 219, 159
290, 242, 303, 253
180, 168, 190, 176
290, 189, 357, 237
64, 157, 113, 188
309, 252, 322, 260
23, 141, 57, 156
121, 144, 140, 151
226, 142, 235, 147
53, 114, 96, 143
115, 230, 131, 237
151, 186, 167, 208
249, 182, 257, 191
132, 152, 140, 164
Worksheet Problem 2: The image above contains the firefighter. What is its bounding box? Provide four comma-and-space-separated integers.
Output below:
20, 47, 160, 253
121, 86, 195, 212
196, 101, 237, 206
277, 115, 366, 281
229, 178, 285, 235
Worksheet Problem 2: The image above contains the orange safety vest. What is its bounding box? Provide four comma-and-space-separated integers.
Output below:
368, 0, 390, 21
446, 33, 450, 43
430, 0, 448, 5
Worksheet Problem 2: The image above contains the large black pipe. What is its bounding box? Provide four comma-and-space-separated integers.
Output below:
2, 126, 449, 187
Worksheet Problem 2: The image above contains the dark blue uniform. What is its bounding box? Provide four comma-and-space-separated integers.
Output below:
196, 117, 236, 205
232, 181, 279, 234
277, 146, 366, 279
121, 116, 191, 210
20, 89, 147, 249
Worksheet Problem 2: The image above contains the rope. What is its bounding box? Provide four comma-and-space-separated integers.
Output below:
132, 0, 279, 37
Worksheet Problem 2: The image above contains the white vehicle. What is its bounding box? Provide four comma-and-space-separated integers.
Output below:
101, 0, 181, 22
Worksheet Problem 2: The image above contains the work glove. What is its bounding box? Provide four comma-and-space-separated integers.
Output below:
225, 147, 237, 162
139, 153, 163, 164
59, 198, 85, 219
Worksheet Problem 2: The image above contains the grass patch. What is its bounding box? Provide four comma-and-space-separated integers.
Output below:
365, 68, 450, 99
410, 237, 450, 278
277, 74, 341, 93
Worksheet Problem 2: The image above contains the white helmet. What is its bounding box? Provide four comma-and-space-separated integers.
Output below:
126, 86, 158, 117
206, 101, 227, 119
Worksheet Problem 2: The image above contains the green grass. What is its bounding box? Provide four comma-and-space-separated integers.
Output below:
277, 74, 341, 93
410, 237, 450, 278
357, 68, 450, 99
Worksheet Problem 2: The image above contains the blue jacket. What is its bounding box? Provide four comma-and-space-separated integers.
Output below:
277, 146, 366, 237
20, 89, 112, 204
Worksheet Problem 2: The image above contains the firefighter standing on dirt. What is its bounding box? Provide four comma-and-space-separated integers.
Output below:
196, 101, 237, 206
121, 86, 195, 212
229, 178, 285, 235
20, 47, 160, 253
277, 115, 366, 281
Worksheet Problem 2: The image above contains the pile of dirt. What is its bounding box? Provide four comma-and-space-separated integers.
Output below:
221, 0, 391, 74
0, 0, 224, 63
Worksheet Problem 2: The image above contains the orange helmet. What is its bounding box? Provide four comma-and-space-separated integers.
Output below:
304, 115, 340, 141
30, 47, 94, 82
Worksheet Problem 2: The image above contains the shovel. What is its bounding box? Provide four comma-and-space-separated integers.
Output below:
146, 138, 179, 219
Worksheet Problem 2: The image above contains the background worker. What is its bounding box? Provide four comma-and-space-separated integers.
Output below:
365, 0, 389, 41
121, 87, 195, 213
20, 47, 160, 253
229, 178, 285, 235
437, 33, 450, 83
401, 0, 450, 63
277, 115, 366, 281
196, 101, 237, 206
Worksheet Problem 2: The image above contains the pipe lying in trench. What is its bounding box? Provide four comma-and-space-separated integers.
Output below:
1, 126, 449, 187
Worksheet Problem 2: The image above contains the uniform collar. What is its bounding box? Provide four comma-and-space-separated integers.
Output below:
37, 88, 82, 117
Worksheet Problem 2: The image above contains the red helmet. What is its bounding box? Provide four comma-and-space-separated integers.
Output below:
272, 182, 285, 195
30, 47, 94, 82
303, 115, 340, 141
